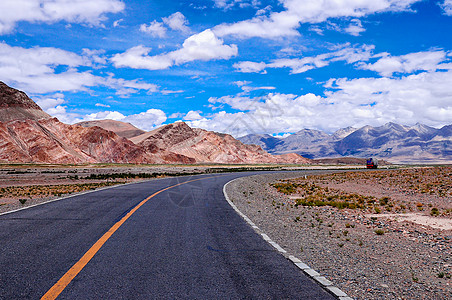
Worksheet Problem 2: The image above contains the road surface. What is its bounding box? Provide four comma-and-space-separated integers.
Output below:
0, 172, 335, 299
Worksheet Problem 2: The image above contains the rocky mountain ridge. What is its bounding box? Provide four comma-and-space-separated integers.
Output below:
0, 117, 155, 164
0, 82, 309, 165
130, 122, 309, 164
0, 82, 51, 122
239, 122, 452, 163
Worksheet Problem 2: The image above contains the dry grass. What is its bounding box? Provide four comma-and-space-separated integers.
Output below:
0, 182, 122, 202
270, 166, 452, 216
310, 167, 452, 198
271, 181, 392, 212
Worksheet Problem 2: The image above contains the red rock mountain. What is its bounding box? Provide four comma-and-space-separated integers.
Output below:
0, 82, 310, 165
0, 82, 155, 164
0, 118, 156, 164
131, 122, 310, 164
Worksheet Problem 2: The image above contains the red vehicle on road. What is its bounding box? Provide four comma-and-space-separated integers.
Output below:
366, 158, 378, 169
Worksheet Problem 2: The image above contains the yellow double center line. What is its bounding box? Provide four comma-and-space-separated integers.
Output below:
41, 176, 215, 300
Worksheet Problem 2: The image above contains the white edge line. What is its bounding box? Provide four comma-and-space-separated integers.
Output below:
223, 177, 354, 300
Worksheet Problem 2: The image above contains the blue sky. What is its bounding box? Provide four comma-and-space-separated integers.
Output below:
1, 0, 451, 136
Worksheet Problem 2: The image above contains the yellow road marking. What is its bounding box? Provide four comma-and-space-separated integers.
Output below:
41, 176, 214, 300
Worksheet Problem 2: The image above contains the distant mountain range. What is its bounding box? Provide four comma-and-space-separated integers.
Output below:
1, 81, 449, 164
0, 82, 309, 165
239, 123, 452, 163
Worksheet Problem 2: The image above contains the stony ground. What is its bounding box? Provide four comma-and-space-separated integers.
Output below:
226, 168, 452, 300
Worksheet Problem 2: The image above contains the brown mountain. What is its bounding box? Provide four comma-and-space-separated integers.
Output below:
0, 82, 309, 165
131, 122, 311, 164
0, 82, 156, 164
76, 119, 145, 139
0, 117, 158, 164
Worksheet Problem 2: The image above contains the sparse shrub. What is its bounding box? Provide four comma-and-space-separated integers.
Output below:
430, 207, 440, 216
379, 197, 390, 206
416, 202, 424, 211
438, 272, 445, 278
270, 182, 300, 195
19, 199, 27, 205
375, 229, 385, 235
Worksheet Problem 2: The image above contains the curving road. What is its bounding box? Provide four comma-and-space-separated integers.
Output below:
0, 172, 335, 299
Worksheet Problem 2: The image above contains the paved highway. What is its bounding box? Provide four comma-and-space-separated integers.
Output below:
0, 172, 335, 299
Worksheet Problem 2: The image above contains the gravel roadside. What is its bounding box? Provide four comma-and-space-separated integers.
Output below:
225, 171, 452, 300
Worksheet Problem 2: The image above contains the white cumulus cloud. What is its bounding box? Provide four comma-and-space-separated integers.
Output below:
234, 44, 375, 74
110, 45, 173, 70
35, 95, 82, 124
188, 67, 452, 135
183, 110, 203, 121
42, 104, 168, 131
360, 50, 450, 76
112, 29, 238, 70
213, 0, 261, 10
140, 21, 167, 37
122, 109, 167, 130
0, 42, 96, 93
140, 12, 189, 37
440, 0, 452, 15
233, 61, 267, 73
213, 0, 421, 39
162, 12, 190, 33
344, 19, 365, 36
36, 95, 65, 111
84, 109, 168, 132
0, 42, 160, 95
0, 0, 125, 34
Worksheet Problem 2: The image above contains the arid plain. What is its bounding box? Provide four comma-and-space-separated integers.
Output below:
226, 166, 452, 299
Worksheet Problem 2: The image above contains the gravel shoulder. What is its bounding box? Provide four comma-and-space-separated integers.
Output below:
225, 169, 452, 300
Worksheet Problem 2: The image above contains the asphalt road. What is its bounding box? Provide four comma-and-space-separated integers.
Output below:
0, 172, 335, 299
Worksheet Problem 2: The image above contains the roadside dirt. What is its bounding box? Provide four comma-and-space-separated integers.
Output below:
227, 167, 452, 300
